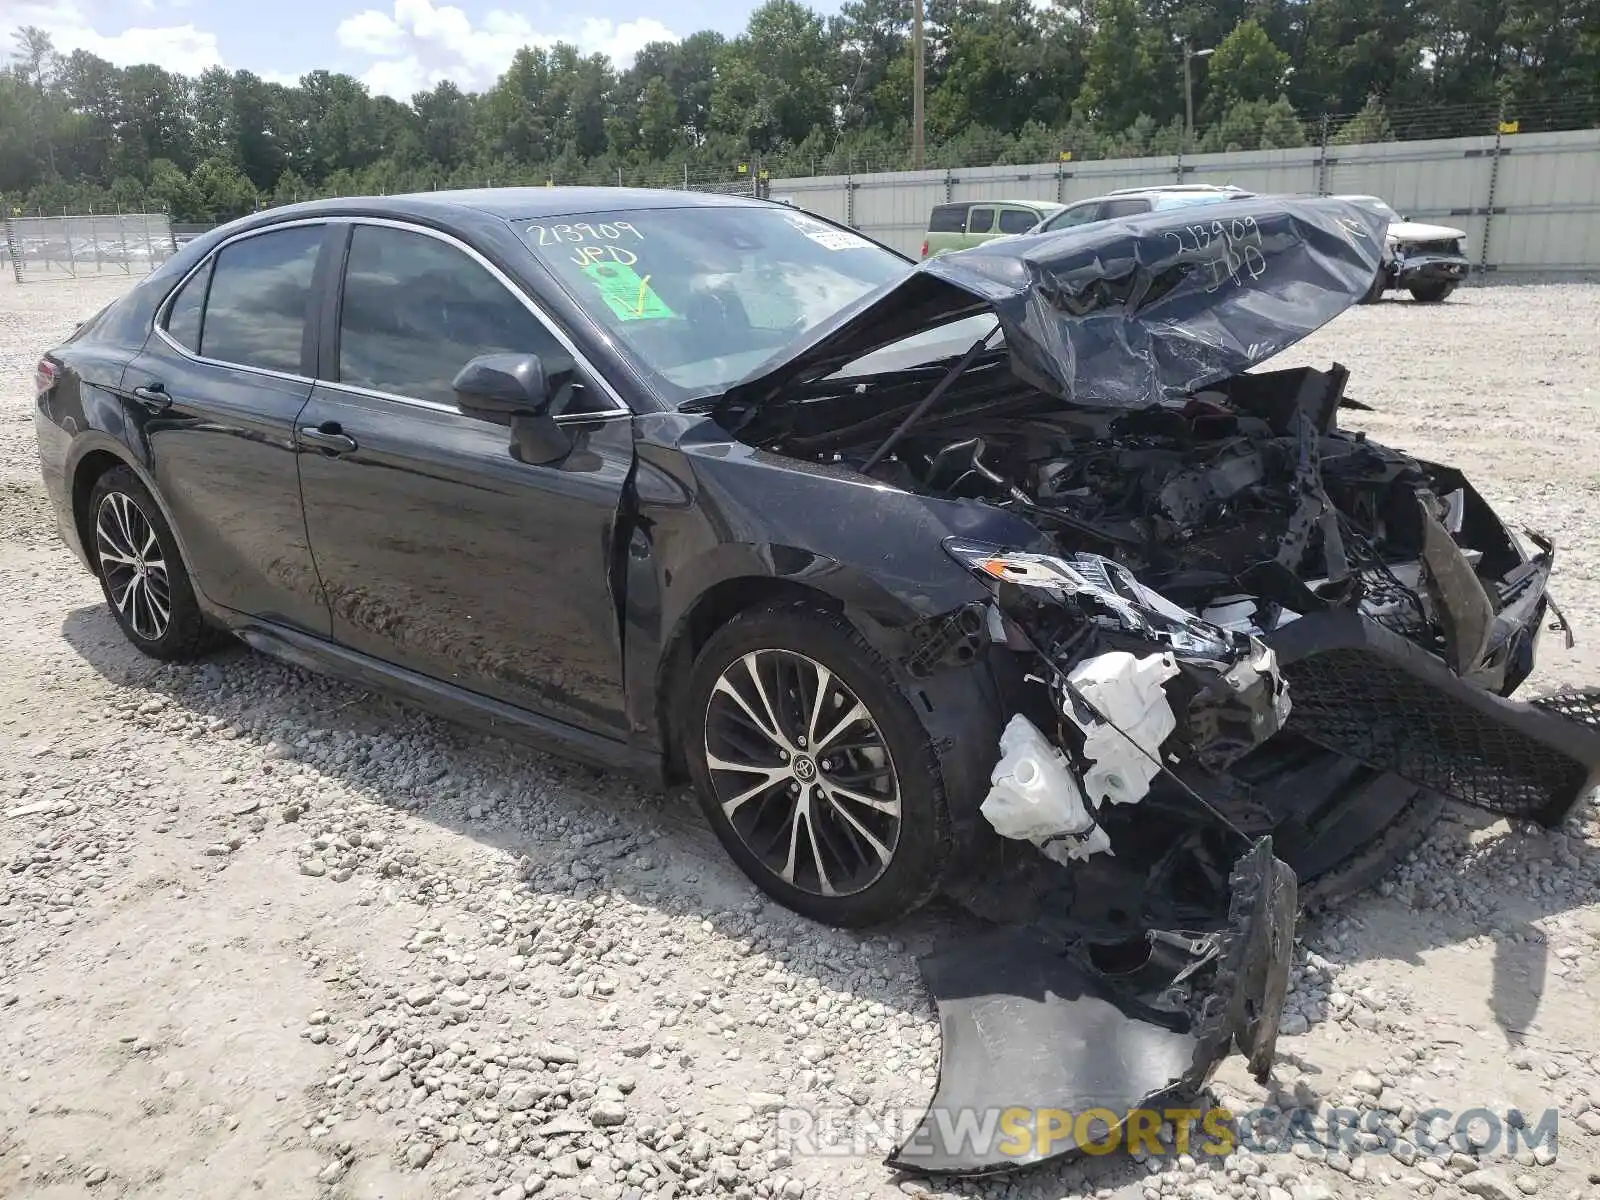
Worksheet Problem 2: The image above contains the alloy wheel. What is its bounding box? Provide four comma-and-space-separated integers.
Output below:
703, 649, 902, 897
95, 491, 172, 641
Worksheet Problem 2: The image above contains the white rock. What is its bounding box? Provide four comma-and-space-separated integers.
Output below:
1459, 1170, 1521, 1200
406, 1142, 435, 1169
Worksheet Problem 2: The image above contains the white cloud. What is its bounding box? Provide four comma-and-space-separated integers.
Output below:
335, 0, 678, 98
578, 17, 677, 65
9, 0, 223, 71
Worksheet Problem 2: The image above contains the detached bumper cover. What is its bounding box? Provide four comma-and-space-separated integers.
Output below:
1265, 611, 1600, 826
889, 839, 1295, 1176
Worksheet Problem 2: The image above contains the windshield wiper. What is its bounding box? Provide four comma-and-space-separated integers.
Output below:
860, 327, 1003, 473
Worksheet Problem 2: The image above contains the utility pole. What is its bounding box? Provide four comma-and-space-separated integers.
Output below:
1183, 43, 1214, 148
912, 0, 925, 170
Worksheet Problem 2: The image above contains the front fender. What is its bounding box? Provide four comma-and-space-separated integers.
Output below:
619, 413, 1042, 759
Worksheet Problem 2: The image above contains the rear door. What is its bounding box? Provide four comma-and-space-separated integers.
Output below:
294, 220, 635, 736
962, 206, 998, 248
121, 222, 333, 634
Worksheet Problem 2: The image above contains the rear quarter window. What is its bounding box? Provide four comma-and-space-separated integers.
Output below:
927, 205, 967, 234
163, 260, 212, 353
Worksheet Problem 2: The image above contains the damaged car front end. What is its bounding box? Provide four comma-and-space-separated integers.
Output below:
698, 195, 1600, 1173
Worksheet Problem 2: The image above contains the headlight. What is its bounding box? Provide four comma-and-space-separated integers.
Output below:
943, 539, 1237, 660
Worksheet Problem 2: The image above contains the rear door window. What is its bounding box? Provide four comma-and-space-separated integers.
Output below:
997, 208, 1041, 234
200, 225, 323, 374
927, 204, 967, 234
967, 207, 996, 235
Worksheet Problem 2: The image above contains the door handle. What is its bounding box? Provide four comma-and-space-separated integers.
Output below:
298, 423, 358, 455
130, 383, 170, 413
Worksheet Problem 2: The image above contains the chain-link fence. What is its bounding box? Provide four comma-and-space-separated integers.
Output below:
3, 212, 178, 284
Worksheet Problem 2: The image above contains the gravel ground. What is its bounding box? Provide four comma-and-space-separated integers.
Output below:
3, 273, 1600, 1200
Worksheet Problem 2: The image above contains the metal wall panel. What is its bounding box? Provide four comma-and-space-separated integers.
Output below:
770, 128, 1600, 270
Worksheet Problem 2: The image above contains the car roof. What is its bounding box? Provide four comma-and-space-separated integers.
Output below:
1104, 184, 1250, 197
943, 198, 1063, 211
256, 186, 776, 224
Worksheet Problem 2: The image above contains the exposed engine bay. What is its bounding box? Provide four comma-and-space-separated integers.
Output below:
880, 362, 1550, 691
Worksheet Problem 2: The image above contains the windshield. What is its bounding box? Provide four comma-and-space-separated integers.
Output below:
1346, 196, 1400, 221
519, 206, 910, 402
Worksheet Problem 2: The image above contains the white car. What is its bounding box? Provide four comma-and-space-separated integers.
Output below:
1337, 194, 1470, 303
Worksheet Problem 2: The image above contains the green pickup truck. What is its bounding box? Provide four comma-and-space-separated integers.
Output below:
920, 199, 1066, 258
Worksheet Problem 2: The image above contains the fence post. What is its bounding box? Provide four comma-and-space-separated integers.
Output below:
1316, 113, 1331, 195
943, 167, 953, 203
63, 207, 75, 277
683, 163, 690, 190
3, 216, 21, 284
845, 173, 855, 228
1479, 101, 1508, 279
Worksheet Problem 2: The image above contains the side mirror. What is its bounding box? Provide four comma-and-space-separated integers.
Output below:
451, 352, 550, 422
451, 352, 572, 466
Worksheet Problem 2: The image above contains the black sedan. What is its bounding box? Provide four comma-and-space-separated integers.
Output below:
33, 187, 1600, 940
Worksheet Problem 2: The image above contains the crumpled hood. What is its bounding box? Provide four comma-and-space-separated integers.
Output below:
1387, 219, 1467, 245
722, 195, 1387, 413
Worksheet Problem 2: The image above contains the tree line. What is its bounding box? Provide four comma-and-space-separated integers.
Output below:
3, 0, 1596, 223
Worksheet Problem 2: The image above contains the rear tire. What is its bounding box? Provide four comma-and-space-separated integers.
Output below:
683, 602, 952, 927
87, 466, 224, 661
1409, 281, 1457, 303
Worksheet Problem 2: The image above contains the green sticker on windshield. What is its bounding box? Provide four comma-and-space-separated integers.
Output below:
581, 260, 677, 321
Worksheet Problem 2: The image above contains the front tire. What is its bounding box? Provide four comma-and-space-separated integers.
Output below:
88, 466, 223, 661
1409, 281, 1457, 303
683, 603, 952, 927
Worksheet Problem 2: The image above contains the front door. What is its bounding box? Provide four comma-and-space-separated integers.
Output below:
294, 221, 634, 736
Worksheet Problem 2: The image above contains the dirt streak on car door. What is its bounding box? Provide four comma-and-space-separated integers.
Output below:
294, 388, 635, 738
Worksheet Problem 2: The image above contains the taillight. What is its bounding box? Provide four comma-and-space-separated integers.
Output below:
34, 358, 58, 397
921, 240, 929, 258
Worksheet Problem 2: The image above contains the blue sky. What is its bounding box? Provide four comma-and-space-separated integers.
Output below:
7, 0, 797, 98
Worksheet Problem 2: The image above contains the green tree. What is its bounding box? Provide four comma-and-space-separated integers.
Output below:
1075, 0, 1163, 132
189, 156, 256, 220
1204, 20, 1290, 121
1331, 93, 1394, 143
638, 76, 681, 158
147, 157, 199, 218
